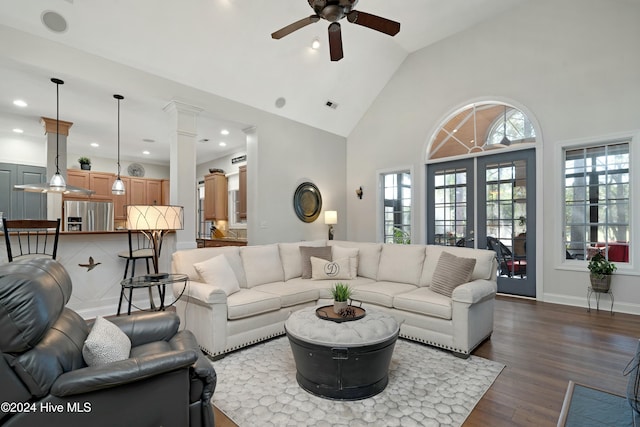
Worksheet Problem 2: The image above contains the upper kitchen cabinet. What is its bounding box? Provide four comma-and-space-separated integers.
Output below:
66, 169, 90, 196
162, 179, 170, 205
146, 179, 162, 206
89, 172, 116, 200
204, 172, 227, 221
0, 163, 47, 220
113, 176, 130, 221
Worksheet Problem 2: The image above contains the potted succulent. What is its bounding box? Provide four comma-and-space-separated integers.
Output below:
588, 251, 616, 292
330, 283, 352, 314
78, 157, 92, 170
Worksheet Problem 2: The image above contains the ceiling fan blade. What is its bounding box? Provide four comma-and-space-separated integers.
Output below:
271, 15, 320, 39
328, 22, 343, 62
346, 11, 400, 36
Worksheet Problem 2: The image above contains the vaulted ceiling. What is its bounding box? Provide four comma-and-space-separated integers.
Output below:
0, 0, 526, 165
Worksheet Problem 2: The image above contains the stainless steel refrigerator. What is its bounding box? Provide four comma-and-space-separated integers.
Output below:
64, 201, 114, 232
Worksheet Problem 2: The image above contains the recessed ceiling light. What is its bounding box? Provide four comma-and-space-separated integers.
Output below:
12, 128, 24, 134
219, 142, 227, 147
311, 38, 321, 50
143, 150, 150, 155
90, 142, 99, 147
13, 100, 27, 108
220, 129, 230, 136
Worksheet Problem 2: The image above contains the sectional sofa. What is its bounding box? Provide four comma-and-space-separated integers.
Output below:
171, 240, 498, 359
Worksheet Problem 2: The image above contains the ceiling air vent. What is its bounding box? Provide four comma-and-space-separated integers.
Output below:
325, 100, 338, 110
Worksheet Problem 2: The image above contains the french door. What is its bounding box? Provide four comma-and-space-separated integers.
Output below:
427, 149, 536, 297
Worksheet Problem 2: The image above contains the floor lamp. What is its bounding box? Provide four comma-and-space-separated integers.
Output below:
126, 205, 184, 280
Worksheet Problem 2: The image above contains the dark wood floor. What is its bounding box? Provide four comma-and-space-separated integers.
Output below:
212, 295, 640, 426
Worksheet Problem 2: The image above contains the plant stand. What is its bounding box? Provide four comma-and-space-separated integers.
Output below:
587, 286, 614, 315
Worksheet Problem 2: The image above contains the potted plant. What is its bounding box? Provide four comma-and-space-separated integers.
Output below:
588, 251, 616, 292
78, 157, 91, 170
330, 283, 352, 314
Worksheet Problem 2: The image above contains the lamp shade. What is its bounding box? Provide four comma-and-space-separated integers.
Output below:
126, 205, 184, 230
324, 210, 338, 225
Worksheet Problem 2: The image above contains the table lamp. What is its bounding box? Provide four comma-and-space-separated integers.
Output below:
324, 210, 337, 240
126, 205, 184, 280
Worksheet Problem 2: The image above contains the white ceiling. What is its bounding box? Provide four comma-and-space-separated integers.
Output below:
0, 0, 526, 165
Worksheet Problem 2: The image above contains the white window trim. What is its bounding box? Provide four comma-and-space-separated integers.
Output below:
376, 166, 415, 244
556, 130, 640, 275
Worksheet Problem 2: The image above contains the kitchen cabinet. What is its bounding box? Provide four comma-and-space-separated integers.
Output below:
161, 179, 170, 204
204, 172, 227, 221
0, 163, 47, 220
146, 179, 162, 205
89, 172, 115, 199
238, 165, 247, 220
129, 178, 147, 205
66, 170, 90, 193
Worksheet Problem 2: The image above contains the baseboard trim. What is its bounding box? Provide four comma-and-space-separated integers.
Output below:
542, 292, 640, 315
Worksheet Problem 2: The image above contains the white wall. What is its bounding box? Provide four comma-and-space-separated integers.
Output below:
346, 0, 640, 312
67, 153, 169, 179
0, 134, 45, 166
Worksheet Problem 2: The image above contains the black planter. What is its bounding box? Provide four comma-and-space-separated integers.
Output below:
80, 164, 91, 170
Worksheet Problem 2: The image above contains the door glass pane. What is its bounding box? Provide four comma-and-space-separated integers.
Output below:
433, 167, 468, 246
485, 160, 528, 279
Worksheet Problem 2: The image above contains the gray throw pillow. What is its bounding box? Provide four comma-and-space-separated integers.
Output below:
299, 246, 332, 279
430, 251, 476, 297
82, 316, 131, 367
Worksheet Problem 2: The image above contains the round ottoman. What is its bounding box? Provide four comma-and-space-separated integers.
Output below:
285, 306, 399, 400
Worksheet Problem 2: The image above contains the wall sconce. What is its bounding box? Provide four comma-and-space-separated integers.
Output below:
355, 186, 363, 199
324, 210, 337, 240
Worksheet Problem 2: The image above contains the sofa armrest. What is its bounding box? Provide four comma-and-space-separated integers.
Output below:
50, 350, 198, 397
451, 279, 497, 304
173, 280, 227, 304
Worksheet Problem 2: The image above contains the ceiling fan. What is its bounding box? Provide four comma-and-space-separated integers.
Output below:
271, 0, 401, 61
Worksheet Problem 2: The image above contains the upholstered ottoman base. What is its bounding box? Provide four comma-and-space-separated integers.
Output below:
285, 306, 399, 401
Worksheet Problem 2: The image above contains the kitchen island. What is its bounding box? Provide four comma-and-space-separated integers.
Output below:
0, 230, 176, 319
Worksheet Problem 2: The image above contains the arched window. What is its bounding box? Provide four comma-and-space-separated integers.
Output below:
428, 103, 536, 160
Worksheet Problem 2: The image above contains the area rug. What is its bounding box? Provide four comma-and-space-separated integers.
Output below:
558, 381, 639, 427
211, 337, 504, 426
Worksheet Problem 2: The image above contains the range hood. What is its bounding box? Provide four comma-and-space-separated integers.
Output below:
13, 183, 95, 195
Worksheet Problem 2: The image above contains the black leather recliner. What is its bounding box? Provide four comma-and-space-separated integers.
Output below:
0, 258, 216, 427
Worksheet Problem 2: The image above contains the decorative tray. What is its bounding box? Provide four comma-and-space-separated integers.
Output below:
315, 305, 366, 323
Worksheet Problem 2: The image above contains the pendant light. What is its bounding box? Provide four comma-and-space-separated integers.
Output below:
111, 94, 125, 195
49, 78, 66, 191
500, 105, 511, 147
13, 78, 93, 195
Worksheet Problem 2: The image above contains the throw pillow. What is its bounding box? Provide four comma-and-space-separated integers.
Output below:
310, 256, 352, 280
430, 251, 477, 297
332, 246, 359, 279
82, 316, 131, 367
299, 246, 332, 279
194, 254, 241, 296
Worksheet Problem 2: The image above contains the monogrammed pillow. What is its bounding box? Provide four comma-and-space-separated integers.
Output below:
310, 256, 353, 280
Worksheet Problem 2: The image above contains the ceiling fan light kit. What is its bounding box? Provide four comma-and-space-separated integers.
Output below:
271, 0, 400, 61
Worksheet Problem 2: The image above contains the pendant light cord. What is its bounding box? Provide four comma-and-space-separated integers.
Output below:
117, 97, 121, 177
55, 81, 60, 174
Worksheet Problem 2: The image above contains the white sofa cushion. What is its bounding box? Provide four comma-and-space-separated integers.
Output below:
194, 254, 241, 296
240, 244, 285, 288
227, 288, 282, 320
286, 277, 377, 299
377, 244, 426, 285
279, 240, 326, 281
352, 281, 418, 308
329, 240, 382, 280
172, 246, 247, 287
421, 245, 496, 286
393, 287, 453, 320
430, 251, 476, 297
310, 256, 353, 280
253, 282, 319, 307
332, 246, 359, 279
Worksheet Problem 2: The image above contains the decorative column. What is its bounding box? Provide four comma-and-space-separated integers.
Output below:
163, 101, 202, 250
41, 116, 73, 221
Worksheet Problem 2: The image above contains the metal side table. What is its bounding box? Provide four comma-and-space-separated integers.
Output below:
118, 273, 188, 315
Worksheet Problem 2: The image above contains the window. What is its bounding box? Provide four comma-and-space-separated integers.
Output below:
564, 141, 630, 263
382, 172, 411, 243
486, 108, 536, 146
